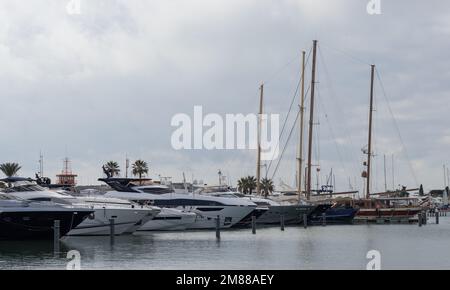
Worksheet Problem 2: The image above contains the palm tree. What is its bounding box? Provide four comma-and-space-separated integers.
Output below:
261, 178, 274, 198
0, 163, 22, 178
104, 161, 121, 177
246, 176, 257, 195
132, 160, 149, 180
237, 177, 249, 194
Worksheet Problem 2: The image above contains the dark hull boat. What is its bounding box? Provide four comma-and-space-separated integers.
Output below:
0, 195, 93, 240
0, 210, 91, 240
309, 204, 358, 225
256, 204, 316, 225
234, 207, 269, 227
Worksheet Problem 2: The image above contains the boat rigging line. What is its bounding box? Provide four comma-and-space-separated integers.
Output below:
265, 48, 313, 176
319, 42, 372, 67
270, 109, 301, 181
375, 68, 419, 187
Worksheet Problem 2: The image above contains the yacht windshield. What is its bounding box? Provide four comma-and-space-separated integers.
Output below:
0, 193, 15, 200
3, 184, 47, 193
139, 187, 175, 195
196, 186, 231, 194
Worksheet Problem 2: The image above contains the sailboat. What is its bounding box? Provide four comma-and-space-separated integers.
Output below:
351, 65, 424, 223
296, 40, 359, 224
251, 57, 316, 225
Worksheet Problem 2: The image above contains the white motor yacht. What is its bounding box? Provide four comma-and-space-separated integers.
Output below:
136, 208, 197, 231
195, 186, 315, 225
101, 178, 259, 230
1, 178, 160, 236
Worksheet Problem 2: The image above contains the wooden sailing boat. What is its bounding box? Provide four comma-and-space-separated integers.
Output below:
353, 65, 424, 223
303, 40, 359, 224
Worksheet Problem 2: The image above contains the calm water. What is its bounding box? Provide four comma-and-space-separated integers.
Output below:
1, 217, 450, 270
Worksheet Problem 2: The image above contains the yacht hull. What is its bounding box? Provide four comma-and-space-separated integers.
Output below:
123, 207, 161, 234
68, 208, 156, 236
233, 207, 269, 227
184, 206, 256, 229
355, 207, 422, 220
0, 210, 90, 240
137, 209, 197, 231
256, 205, 315, 224
308, 204, 359, 225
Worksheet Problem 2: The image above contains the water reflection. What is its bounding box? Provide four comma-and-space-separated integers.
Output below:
1, 219, 450, 270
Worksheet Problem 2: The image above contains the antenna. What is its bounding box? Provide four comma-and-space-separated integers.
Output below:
39, 151, 44, 177
125, 156, 130, 178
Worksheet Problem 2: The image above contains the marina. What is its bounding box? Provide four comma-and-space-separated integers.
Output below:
0, 1, 449, 273
0, 37, 448, 269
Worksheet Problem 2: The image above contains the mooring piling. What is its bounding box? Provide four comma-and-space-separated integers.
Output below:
322, 213, 327, 227
216, 215, 221, 239
53, 220, 60, 254
109, 218, 115, 245
252, 215, 256, 235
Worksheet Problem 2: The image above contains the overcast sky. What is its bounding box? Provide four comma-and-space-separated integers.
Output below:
0, 0, 449, 193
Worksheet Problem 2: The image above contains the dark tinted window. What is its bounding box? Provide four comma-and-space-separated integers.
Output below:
141, 188, 174, 194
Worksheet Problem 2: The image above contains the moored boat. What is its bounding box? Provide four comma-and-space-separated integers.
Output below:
308, 203, 359, 225
0, 193, 92, 240
353, 197, 424, 223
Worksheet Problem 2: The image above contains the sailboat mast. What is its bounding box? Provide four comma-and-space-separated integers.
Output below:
297, 50, 306, 200
383, 154, 387, 192
444, 164, 447, 188
256, 83, 264, 196
306, 40, 318, 200
366, 64, 375, 199
391, 154, 395, 190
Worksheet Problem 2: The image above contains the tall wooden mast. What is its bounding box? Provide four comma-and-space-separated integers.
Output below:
256, 83, 264, 196
366, 64, 376, 199
306, 40, 318, 200
297, 50, 306, 200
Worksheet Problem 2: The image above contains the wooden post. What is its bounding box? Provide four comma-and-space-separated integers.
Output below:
54, 220, 60, 254
366, 64, 376, 199
256, 84, 264, 196
306, 40, 318, 201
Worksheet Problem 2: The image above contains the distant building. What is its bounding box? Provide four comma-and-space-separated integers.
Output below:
56, 157, 78, 187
